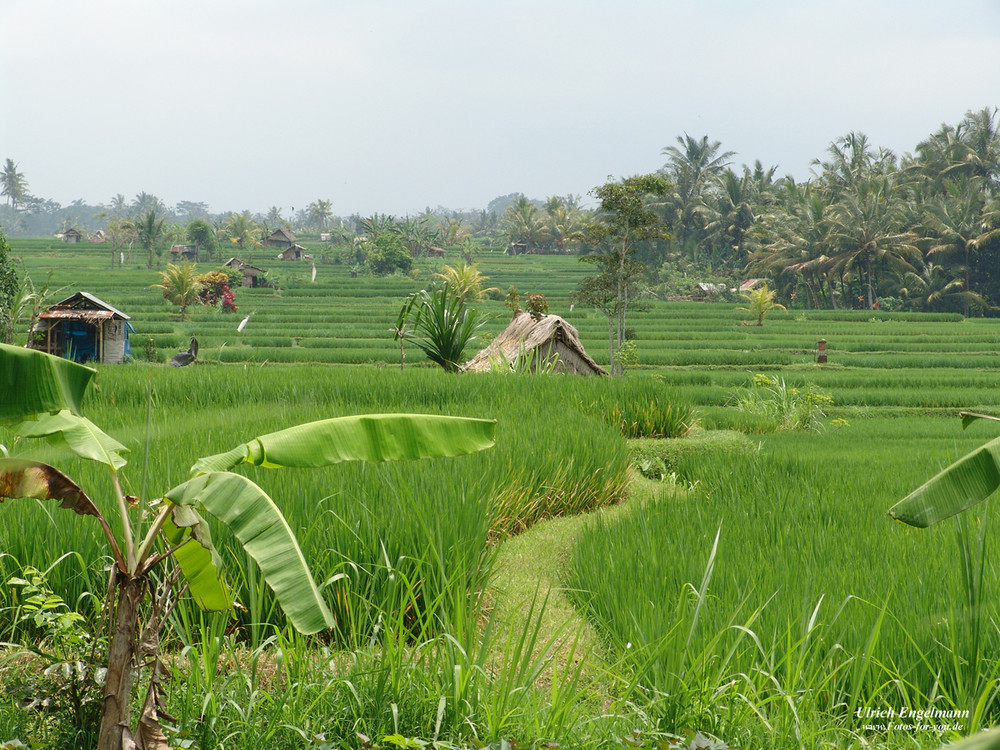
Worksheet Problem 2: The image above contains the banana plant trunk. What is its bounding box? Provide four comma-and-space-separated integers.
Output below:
98, 574, 143, 750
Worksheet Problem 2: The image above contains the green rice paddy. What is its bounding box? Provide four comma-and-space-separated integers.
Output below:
5, 238, 1000, 748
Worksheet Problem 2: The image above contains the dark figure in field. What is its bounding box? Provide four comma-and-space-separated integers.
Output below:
169, 336, 198, 367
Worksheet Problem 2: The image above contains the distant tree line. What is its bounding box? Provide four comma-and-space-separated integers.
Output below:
3, 107, 999, 310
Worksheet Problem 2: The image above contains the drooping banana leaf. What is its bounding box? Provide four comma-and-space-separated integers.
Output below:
191, 413, 497, 474
0, 457, 102, 518
17, 410, 129, 470
888, 436, 1000, 527
0, 457, 122, 566
0, 343, 95, 421
161, 504, 232, 612
165, 471, 334, 634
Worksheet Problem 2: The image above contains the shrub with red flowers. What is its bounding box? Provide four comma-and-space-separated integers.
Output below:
196, 270, 238, 312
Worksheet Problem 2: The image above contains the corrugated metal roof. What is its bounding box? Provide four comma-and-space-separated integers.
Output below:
49, 292, 131, 320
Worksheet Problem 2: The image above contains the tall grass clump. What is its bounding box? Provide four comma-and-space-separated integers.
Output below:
567, 416, 1000, 746
726, 372, 832, 432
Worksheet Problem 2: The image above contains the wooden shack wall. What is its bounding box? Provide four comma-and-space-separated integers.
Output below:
101, 320, 127, 364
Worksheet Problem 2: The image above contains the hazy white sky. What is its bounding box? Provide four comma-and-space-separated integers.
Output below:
2, 0, 998, 217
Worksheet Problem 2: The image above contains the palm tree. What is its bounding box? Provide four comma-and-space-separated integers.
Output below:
502, 197, 549, 253
307, 199, 334, 232
222, 212, 262, 263
149, 262, 203, 321
659, 134, 735, 260
1, 159, 29, 210
826, 176, 921, 308
736, 283, 787, 326
134, 211, 165, 269
131, 191, 167, 218
898, 262, 985, 312
921, 176, 1000, 312
432, 262, 500, 303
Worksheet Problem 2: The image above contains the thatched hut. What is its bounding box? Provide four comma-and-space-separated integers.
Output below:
265, 227, 297, 249
60, 228, 83, 243
223, 257, 266, 288
277, 244, 312, 261
463, 311, 606, 375
27, 292, 134, 364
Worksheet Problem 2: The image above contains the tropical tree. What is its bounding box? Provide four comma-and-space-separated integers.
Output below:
0, 227, 19, 342
921, 176, 1000, 310
501, 197, 549, 253
222, 211, 262, 263
307, 199, 334, 231
186, 218, 217, 262
106, 218, 137, 269
432, 262, 500, 303
395, 283, 485, 372
130, 191, 167, 219
659, 134, 735, 261
825, 176, 921, 308
897, 262, 983, 313
134, 211, 165, 270
149, 262, 203, 321
0, 343, 496, 749
575, 174, 670, 376
736, 283, 787, 326
1, 158, 29, 210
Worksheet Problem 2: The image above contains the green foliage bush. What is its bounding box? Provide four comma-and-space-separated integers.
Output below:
628, 430, 758, 480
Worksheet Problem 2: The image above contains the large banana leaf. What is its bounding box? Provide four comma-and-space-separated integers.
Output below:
165, 471, 334, 634
17, 410, 130, 470
0, 343, 95, 421
888, 436, 1000, 527
161, 503, 232, 611
192, 413, 497, 474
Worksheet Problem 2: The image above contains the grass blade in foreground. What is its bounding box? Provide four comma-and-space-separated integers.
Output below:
888, 436, 1000, 527
191, 413, 497, 473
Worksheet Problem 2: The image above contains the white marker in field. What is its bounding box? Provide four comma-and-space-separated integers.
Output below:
311, 264, 317, 283
237, 314, 251, 333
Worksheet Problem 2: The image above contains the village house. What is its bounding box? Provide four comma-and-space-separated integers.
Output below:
27, 292, 134, 364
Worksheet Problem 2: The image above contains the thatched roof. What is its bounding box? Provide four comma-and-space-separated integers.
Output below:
463, 311, 606, 375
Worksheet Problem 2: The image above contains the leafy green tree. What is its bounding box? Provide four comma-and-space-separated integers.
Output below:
134, 210, 165, 270
0, 226, 20, 342
222, 211, 262, 263
575, 174, 670, 376
1, 159, 29, 210
186, 218, 217, 262
364, 231, 412, 276
149, 262, 203, 321
0, 343, 496, 749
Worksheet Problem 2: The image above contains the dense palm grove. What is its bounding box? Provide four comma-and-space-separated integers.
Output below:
3, 107, 999, 313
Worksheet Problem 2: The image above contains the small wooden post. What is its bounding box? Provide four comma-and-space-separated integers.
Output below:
816, 338, 827, 364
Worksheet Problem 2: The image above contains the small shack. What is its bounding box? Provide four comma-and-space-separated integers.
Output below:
462, 311, 606, 375
693, 282, 728, 300
223, 257, 266, 288
61, 228, 83, 244
277, 244, 312, 261
739, 278, 765, 293
265, 227, 297, 249
27, 292, 134, 364
170, 244, 198, 261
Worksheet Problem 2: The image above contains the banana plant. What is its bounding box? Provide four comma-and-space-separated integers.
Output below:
0, 343, 496, 750
888, 412, 1000, 527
